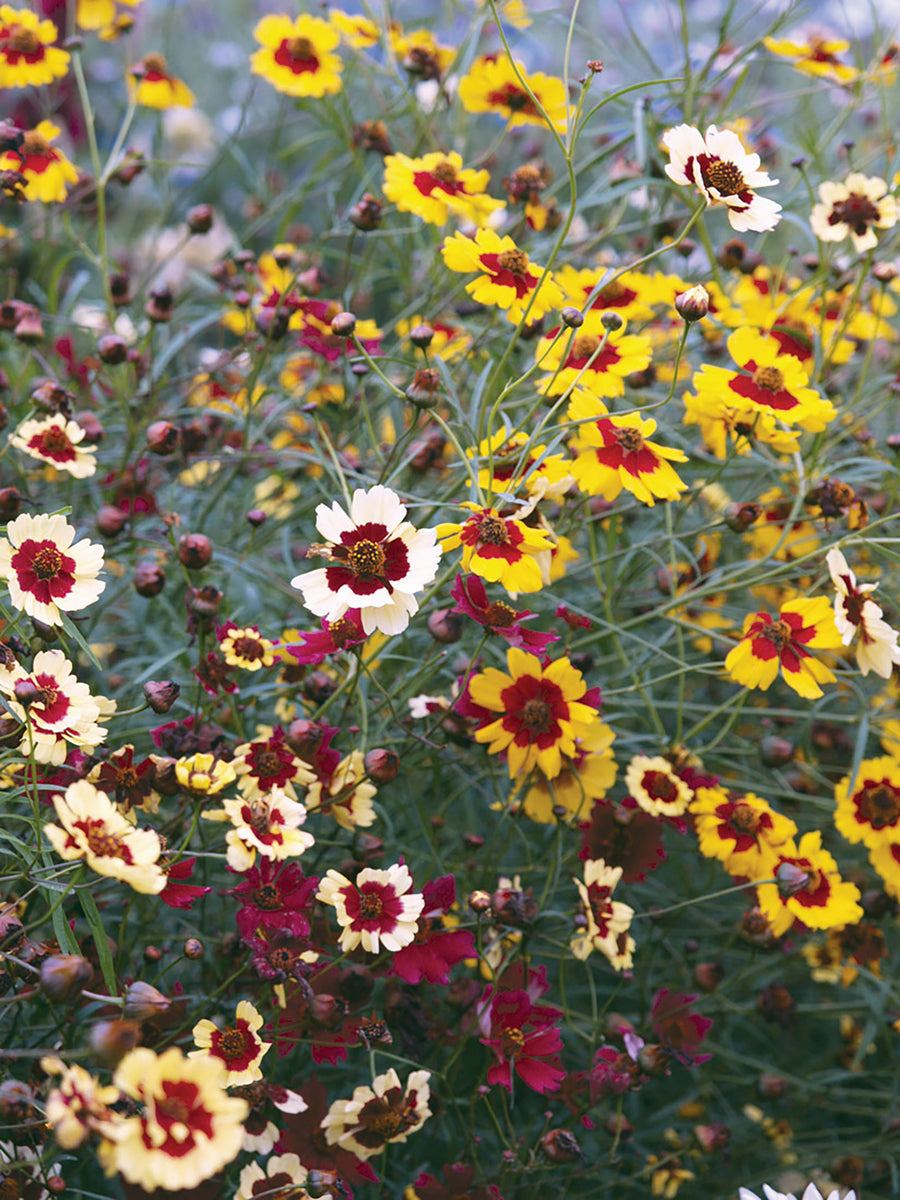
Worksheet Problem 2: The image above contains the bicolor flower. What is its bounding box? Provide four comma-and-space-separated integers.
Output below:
690, 785, 797, 877
725, 598, 842, 699
478, 988, 565, 1093
442, 228, 564, 324
317, 862, 424, 954
0, 513, 104, 626
320, 1068, 431, 1160
130, 52, 194, 108
217, 623, 277, 671
536, 316, 653, 398
0, 649, 114, 764
383, 150, 504, 227
457, 54, 567, 130
662, 123, 782, 232
624, 755, 693, 817
251, 13, 343, 98
190, 1000, 270, 1086
571, 858, 635, 969
811, 173, 898, 253
438, 504, 553, 595
235, 1153, 322, 1200
468, 427, 573, 502
827, 547, 900, 678
834, 756, 900, 851
763, 33, 858, 83
203, 788, 315, 873
569, 397, 688, 507
0, 6, 70, 88
756, 831, 863, 937
232, 727, 315, 802
305, 750, 377, 830
292, 485, 441, 636
10, 414, 97, 476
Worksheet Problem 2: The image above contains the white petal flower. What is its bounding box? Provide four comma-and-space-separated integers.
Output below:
662, 122, 782, 232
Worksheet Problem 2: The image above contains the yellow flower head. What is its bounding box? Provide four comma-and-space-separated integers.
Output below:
458, 53, 567, 130
438, 502, 554, 595
251, 13, 343, 97
130, 53, 195, 109
383, 151, 505, 228
725, 597, 842, 699
0, 6, 69, 88
537, 314, 653, 399
757, 831, 863, 937
690, 785, 797, 877
764, 33, 858, 83
0, 121, 78, 203
175, 753, 237, 795
442, 228, 564, 324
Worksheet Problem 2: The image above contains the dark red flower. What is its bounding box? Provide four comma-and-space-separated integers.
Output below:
479, 988, 565, 1094
276, 1075, 379, 1190
286, 610, 367, 665
450, 573, 559, 651
579, 798, 667, 882
412, 1164, 504, 1200
159, 857, 212, 910
230, 860, 319, 940
193, 651, 237, 696
650, 990, 712, 1065
390, 875, 476, 985
91, 746, 156, 813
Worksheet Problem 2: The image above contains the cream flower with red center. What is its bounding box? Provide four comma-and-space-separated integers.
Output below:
437, 503, 554, 595
571, 858, 635, 968
204, 787, 315, 873
44, 780, 166, 894
0, 513, 105, 626
0, 7, 70, 88
235, 1153, 325, 1200
0, 649, 114, 764
756, 831, 863, 937
811, 173, 898, 253
190, 1000, 270, 1086
320, 1067, 431, 1160
442, 227, 564, 324
625, 755, 693, 817
305, 749, 378, 830
232, 727, 315, 803
292, 485, 441, 636
834, 757, 900, 850
317, 862, 424, 954
42, 1056, 122, 1150
725, 597, 842, 699
467, 648, 600, 780
827, 547, 900, 679
100, 1047, 247, 1192
662, 123, 782, 232
10, 414, 97, 476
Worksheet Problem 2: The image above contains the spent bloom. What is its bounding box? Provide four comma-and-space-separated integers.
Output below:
317, 862, 424, 953
0, 513, 104, 626
811, 173, 898, 253
662, 123, 782, 232
292, 485, 441, 636
571, 858, 635, 969
827, 547, 900, 678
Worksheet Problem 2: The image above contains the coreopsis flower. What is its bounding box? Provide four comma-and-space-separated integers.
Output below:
286, 611, 369, 665
690, 786, 797, 876
537, 320, 653, 399
763, 33, 858, 83
76, 0, 142, 32
10, 414, 97, 476
320, 1068, 431, 1161
159, 855, 211, 911
130, 52, 195, 108
518, 717, 617, 823
810, 173, 898, 253
230, 859, 319, 940
450, 573, 558, 651
44, 780, 166, 895
305, 750, 377, 830
465, 648, 600, 779
175, 752, 237, 795
756, 832, 863, 937
383, 151, 504, 227
869, 840, 900, 899
441, 228, 564, 324
569, 398, 688, 507
691, 328, 836, 431
251, 13, 343, 97
662, 123, 782, 232
191, 1000, 270, 1086
479, 988, 565, 1093
203, 788, 315, 873
389, 25, 455, 79
0, 7, 70, 88
834, 756, 900, 850
329, 8, 379, 47
557, 265, 664, 322
232, 727, 315, 803
625, 755, 693, 817
581, 798, 666, 882
571, 858, 635, 969
725, 598, 843, 699
99, 1047, 247, 1191
89, 745, 159, 814
218, 623, 277, 671
650, 989, 712, 1065
317, 862, 424, 953
235, 1153, 325, 1200
390, 875, 477, 985
682, 387, 801, 459
438, 504, 553, 594
0, 649, 114, 764
458, 54, 567, 130
42, 1057, 121, 1149
292, 485, 441, 636
0, 513, 104, 626
827, 547, 900, 678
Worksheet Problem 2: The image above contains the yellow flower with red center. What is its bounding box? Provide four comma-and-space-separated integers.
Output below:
329, 8, 379, 47
811, 173, 898, 254
692, 328, 836, 432
834, 756, 900, 850
321, 1067, 432, 1160
441, 228, 563, 324
0, 121, 78, 203
690, 785, 797, 877
763, 34, 858, 83
571, 858, 635, 968
389, 27, 455, 80
219, 625, 276, 671
568, 395, 688, 508
130, 53, 195, 109
744, 487, 820, 564
251, 13, 343, 98
437, 503, 553, 594
383, 151, 505, 228
725, 597, 842, 699
682, 388, 801, 459
100, 1048, 247, 1192
76, 0, 142, 33
190, 1000, 270, 1086
625, 755, 692, 817
870, 840, 900, 900
0, 6, 69, 88
756, 831, 863, 937
536, 314, 653, 398
468, 428, 573, 503
467, 648, 600, 780
42, 1057, 121, 1150
236, 1155, 320, 1200
556, 266, 666, 324
0, 649, 114, 765
518, 718, 616, 824
458, 53, 567, 130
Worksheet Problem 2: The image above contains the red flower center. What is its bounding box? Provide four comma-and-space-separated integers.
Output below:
218, 1025, 250, 1062
702, 159, 746, 197
487, 83, 536, 115
277, 36, 319, 74
829, 193, 880, 234
348, 539, 386, 578
729, 801, 761, 834
641, 770, 679, 803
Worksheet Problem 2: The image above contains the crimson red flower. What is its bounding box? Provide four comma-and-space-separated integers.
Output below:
579, 798, 667, 882
90, 745, 157, 814
157, 856, 212, 911
479, 988, 565, 1094
194, 651, 237, 696
450, 574, 558, 652
286, 610, 367, 665
390, 875, 477, 985
231, 860, 319, 941
650, 990, 712, 1065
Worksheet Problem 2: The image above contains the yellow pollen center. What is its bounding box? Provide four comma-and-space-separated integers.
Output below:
30, 546, 63, 579
347, 539, 386, 578
231, 636, 264, 661
502, 1026, 526, 1054
22, 131, 50, 157
753, 365, 785, 392
615, 427, 645, 454
496, 248, 530, 274
85, 827, 125, 859
328, 616, 357, 645
484, 600, 516, 628
704, 159, 746, 197
369, 1109, 405, 1137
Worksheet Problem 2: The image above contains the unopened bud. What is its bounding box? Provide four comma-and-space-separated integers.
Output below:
758, 1071, 788, 1099
97, 334, 128, 364
286, 719, 325, 760
330, 311, 356, 338
694, 1122, 730, 1153
0, 487, 23, 520
40, 955, 92, 1003
406, 367, 442, 408
133, 561, 166, 597
123, 981, 171, 1020
600, 310, 624, 331
468, 890, 492, 916
637, 1043, 670, 1076
0, 1079, 34, 1122
541, 1128, 582, 1162
246, 509, 267, 527
187, 204, 214, 234
409, 322, 434, 348
183, 938, 203, 959
873, 261, 898, 284
776, 861, 810, 897
14, 679, 42, 706
348, 193, 383, 231
427, 608, 462, 643
693, 962, 725, 993
364, 748, 399, 784
143, 680, 180, 714
178, 533, 213, 569
723, 501, 762, 533
760, 735, 794, 767
14, 307, 44, 343
561, 306, 584, 328
146, 421, 180, 456
96, 505, 128, 538
145, 287, 174, 323
675, 284, 710, 322
88, 1019, 141, 1068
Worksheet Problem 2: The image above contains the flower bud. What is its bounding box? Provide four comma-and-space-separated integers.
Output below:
364, 748, 399, 785
96, 505, 128, 537
187, 584, 222, 617
302, 670, 336, 704
97, 334, 128, 365
600, 311, 624, 331
109, 273, 132, 306
32, 380, 74, 415
330, 311, 356, 338
77, 413, 106, 444
286, 718, 325, 761
637, 1043, 670, 1076
406, 367, 442, 408
145, 287, 174, 323
758, 1071, 788, 1099
143, 680, 180, 714
674, 284, 710, 322
723, 501, 762, 533
255, 307, 289, 340
541, 1128, 582, 1162
39, 955, 92, 1003
468, 890, 492, 916
560, 306, 584, 328
88, 1019, 141, 1068
776, 862, 810, 898
14, 679, 43, 707
760, 735, 793, 767
146, 421, 180, 456
409, 323, 434, 348
123, 981, 171, 1020
187, 204, 214, 234
183, 938, 203, 959
0, 487, 23, 520
427, 608, 462, 643
873, 262, 898, 284
693, 962, 725, 993
0, 1079, 35, 1123
348, 193, 383, 231
178, 534, 213, 569
694, 1123, 730, 1153
246, 509, 267, 527
14, 307, 44, 343
133, 561, 166, 597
